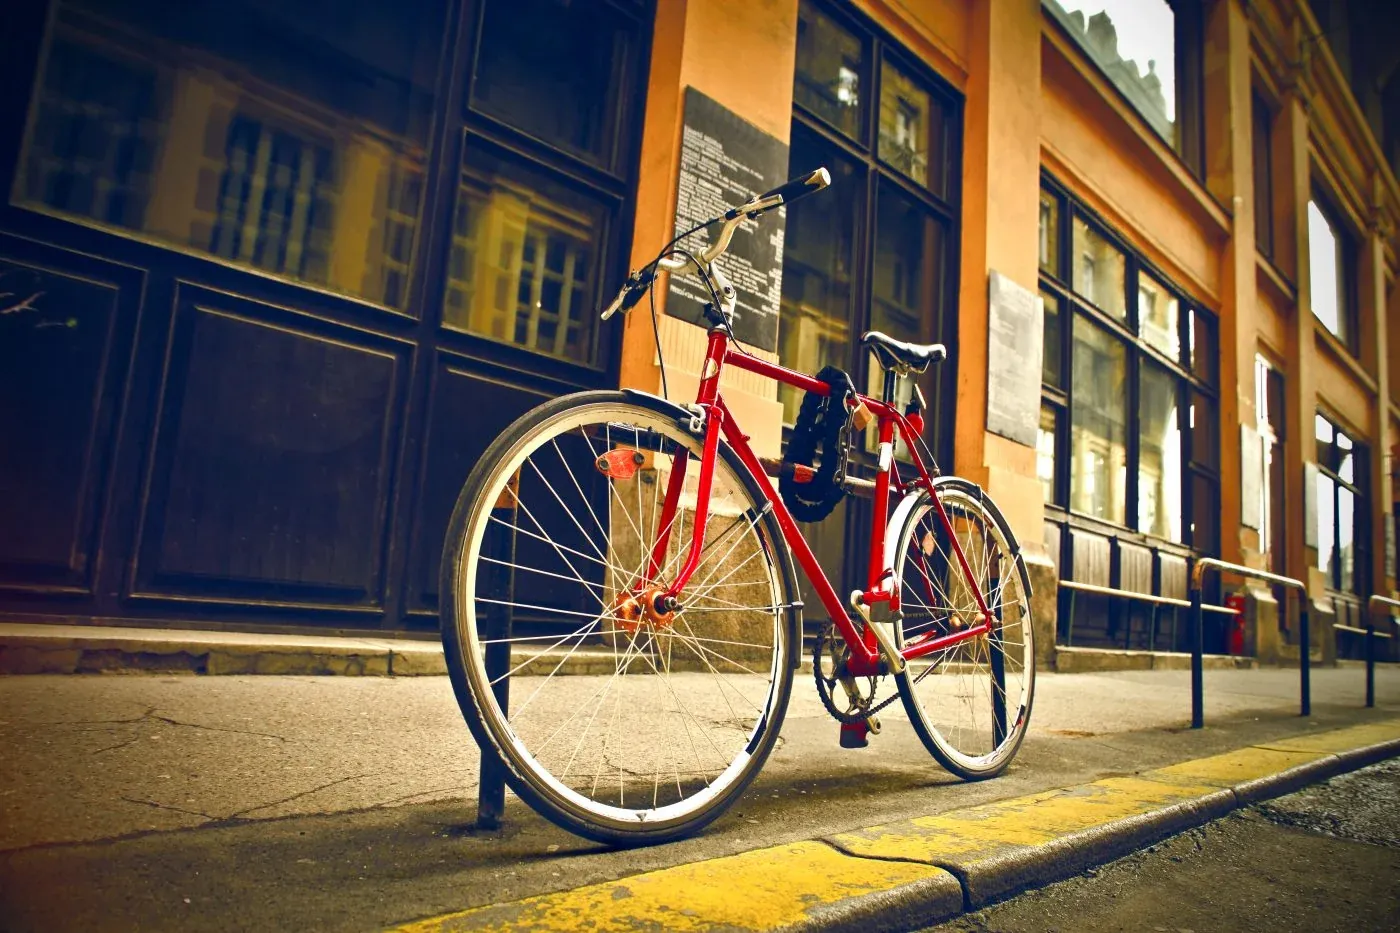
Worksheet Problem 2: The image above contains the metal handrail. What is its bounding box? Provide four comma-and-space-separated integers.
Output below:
1362, 595, 1400, 708
1189, 557, 1310, 728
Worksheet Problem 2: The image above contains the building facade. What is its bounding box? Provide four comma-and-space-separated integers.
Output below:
2, 0, 1398, 667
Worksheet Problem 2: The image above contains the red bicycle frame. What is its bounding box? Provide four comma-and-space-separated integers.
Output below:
643, 328, 994, 679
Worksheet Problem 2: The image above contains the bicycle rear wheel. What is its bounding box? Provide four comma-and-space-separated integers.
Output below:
440, 391, 797, 845
891, 478, 1035, 779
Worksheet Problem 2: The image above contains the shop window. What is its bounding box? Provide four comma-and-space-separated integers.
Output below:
878, 56, 945, 193
1039, 176, 1219, 553
1044, 0, 1204, 174
441, 148, 606, 364
17, 0, 449, 311
1039, 190, 1060, 276
1315, 413, 1368, 596
1308, 197, 1357, 352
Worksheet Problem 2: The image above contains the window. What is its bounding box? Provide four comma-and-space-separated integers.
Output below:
18, 0, 450, 311
1315, 413, 1368, 595
1253, 93, 1275, 261
438, 0, 646, 366
781, 0, 958, 452
1044, 0, 1204, 173
1256, 355, 1286, 573
1308, 197, 1356, 351
1039, 176, 1219, 552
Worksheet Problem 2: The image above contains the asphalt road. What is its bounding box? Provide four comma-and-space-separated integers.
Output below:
0, 667, 1396, 931
928, 758, 1400, 933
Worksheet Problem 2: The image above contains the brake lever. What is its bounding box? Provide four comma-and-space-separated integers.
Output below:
600, 268, 655, 321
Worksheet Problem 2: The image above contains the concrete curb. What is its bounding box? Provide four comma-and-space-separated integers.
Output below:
389, 721, 1400, 932
0, 622, 448, 676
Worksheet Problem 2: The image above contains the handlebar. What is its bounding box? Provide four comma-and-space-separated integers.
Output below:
600, 167, 831, 321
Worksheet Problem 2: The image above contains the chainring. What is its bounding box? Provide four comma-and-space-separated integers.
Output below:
812, 623, 901, 725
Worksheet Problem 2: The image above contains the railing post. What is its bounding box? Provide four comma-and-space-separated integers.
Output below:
1298, 595, 1311, 718
1191, 584, 1204, 729
1365, 618, 1376, 709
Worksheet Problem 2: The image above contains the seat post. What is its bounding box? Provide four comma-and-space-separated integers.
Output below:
881, 367, 898, 405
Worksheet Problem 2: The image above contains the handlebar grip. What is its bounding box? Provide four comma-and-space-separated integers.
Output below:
758, 167, 831, 207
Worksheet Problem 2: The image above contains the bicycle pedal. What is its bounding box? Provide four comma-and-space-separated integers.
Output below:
839, 720, 871, 749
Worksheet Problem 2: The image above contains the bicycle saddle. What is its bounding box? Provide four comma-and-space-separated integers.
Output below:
861, 331, 947, 374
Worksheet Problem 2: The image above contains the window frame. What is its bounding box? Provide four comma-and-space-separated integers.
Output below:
1252, 90, 1276, 261
1038, 172, 1219, 553
1314, 411, 1369, 597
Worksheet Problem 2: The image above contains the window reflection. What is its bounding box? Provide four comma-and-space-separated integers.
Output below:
1045, 0, 1176, 142
869, 182, 942, 458
1139, 364, 1182, 541
1138, 274, 1180, 360
1070, 316, 1127, 523
472, 0, 626, 165
442, 148, 604, 363
878, 57, 941, 191
777, 127, 860, 423
1041, 289, 1062, 387
1072, 216, 1127, 318
1308, 200, 1347, 343
1039, 191, 1059, 275
1038, 405, 1058, 504
794, 0, 865, 140
19, 0, 446, 311
1316, 469, 1335, 580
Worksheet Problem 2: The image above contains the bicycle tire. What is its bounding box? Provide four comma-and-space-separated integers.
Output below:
440, 390, 799, 845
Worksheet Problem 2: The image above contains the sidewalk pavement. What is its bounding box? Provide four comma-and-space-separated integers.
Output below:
1, 659, 1397, 931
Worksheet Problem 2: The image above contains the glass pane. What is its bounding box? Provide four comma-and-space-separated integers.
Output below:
1039, 190, 1060, 275
1139, 364, 1183, 541
868, 182, 944, 458
1338, 486, 1356, 592
1072, 216, 1127, 318
1316, 471, 1335, 582
1189, 390, 1217, 469
1045, 0, 1177, 143
1338, 430, 1355, 483
19, 0, 447, 311
472, 0, 628, 164
1315, 412, 1334, 446
878, 57, 943, 191
778, 125, 862, 423
1070, 315, 1127, 524
1190, 470, 1219, 554
1188, 307, 1216, 383
1138, 274, 1181, 360
442, 145, 606, 363
794, 0, 865, 141
1041, 289, 1063, 387
1308, 200, 1345, 342
1038, 405, 1059, 504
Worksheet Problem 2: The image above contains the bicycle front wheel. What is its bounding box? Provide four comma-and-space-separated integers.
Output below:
440, 391, 797, 844
891, 478, 1035, 779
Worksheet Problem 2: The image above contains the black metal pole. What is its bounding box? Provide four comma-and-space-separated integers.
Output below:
476, 502, 516, 830
1365, 619, 1375, 709
989, 563, 1007, 747
1299, 596, 1311, 717
1191, 585, 1204, 729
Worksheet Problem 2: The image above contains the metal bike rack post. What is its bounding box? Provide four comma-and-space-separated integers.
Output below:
1190, 558, 1309, 728
1364, 595, 1400, 709
476, 499, 517, 830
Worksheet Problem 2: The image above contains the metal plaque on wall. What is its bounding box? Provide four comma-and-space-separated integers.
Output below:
667, 87, 790, 352
985, 270, 1044, 447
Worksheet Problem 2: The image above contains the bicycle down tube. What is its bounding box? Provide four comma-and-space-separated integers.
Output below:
647, 326, 996, 677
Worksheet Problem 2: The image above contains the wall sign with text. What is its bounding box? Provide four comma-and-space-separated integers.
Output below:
667, 88, 790, 352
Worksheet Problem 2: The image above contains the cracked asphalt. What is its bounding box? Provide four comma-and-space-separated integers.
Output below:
0, 666, 1397, 931
926, 759, 1400, 933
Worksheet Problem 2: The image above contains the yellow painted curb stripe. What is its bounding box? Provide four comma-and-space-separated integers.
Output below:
395, 840, 952, 933
392, 718, 1400, 932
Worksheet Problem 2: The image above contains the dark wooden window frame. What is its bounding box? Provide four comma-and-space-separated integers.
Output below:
1315, 410, 1369, 598
1307, 185, 1360, 357
1038, 172, 1220, 554
1252, 89, 1276, 261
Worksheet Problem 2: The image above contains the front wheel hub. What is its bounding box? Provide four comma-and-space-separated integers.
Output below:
612, 585, 679, 632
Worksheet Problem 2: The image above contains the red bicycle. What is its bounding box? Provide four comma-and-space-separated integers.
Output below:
441, 169, 1035, 845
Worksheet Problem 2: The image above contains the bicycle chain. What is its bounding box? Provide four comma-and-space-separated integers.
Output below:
812, 622, 903, 725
